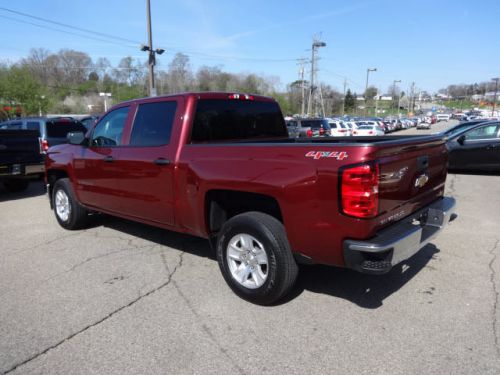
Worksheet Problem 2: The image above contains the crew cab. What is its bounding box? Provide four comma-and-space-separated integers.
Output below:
45, 92, 457, 304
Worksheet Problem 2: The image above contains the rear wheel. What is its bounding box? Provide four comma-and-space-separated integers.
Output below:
52, 178, 88, 230
3, 179, 29, 193
216, 212, 298, 305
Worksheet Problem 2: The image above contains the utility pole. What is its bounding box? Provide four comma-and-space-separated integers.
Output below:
141, 0, 165, 97
297, 58, 307, 116
365, 68, 377, 116
410, 81, 415, 114
341, 78, 347, 116
492, 77, 499, 116
393, 80, 401, 117
307, 38, 326, 117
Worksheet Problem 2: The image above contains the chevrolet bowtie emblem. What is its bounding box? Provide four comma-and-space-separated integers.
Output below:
415, 174, 429, 188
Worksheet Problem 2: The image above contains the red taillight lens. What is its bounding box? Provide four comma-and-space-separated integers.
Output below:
368, 131, 374, 134
319, 127, 325, 135
341, 164, 379, 218
40, 139, 49, 153
306, 129, 313, 137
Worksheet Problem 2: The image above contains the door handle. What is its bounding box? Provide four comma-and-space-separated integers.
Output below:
154, 158, 170, 166
103, 156, 114, 163
486, 144, 497, 150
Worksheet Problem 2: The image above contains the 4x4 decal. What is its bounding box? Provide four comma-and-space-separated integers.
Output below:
305, 151, 348, 160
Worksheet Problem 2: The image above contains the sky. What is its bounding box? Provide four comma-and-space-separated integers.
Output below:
1, 0, 499, 94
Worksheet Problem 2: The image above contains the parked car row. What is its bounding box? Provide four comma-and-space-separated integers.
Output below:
285, 115, 431, 138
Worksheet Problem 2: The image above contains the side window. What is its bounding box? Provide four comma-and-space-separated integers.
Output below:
26, 121, 41, 136
5, 122, 23, 130
91, 107, 129, 147
129, 101, 177, 146
465, 124, 500, 141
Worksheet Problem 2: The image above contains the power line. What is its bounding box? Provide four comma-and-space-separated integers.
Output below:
0, 7, 298, 64
0, 15, 136, 48
0, 6, 140, 45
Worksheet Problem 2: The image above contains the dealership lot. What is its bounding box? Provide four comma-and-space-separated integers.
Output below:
1, 121, 499, 375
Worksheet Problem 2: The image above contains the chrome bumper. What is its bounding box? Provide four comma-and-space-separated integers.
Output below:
343, 197, 457, 274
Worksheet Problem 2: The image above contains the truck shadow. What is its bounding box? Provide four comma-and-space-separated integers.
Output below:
0, 180, 46, 202
97, 215, 439, 309
285, 244, 440, 308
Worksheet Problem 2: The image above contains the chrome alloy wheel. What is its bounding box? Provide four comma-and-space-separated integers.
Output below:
226, 234, 269, 289
55, 189, 71, 222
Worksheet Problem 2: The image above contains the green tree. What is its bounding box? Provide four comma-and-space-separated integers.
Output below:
0, 66, 46, 115
344, 89, 356, 112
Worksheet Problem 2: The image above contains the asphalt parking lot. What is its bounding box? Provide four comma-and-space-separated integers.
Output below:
1, 120, 499, 375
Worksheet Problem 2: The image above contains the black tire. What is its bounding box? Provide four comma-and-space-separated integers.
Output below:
52, 178, 88, 230
216, 212, 298, 305
3, 179, 29, 193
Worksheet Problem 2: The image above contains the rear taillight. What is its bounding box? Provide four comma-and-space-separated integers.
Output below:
319, 127, 325, 136
341, 163, 379, 218
40, 139, 49, 153
306, 129, 313, 137
368, 131, 374, 134
353, 130, 357, 135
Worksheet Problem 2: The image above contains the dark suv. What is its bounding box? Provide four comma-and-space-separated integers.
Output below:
0, 117, 88, 152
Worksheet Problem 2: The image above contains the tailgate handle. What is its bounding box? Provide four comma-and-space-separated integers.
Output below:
154, 158, 170, 166
417, 155, 429, 171
103, 156, 114, 163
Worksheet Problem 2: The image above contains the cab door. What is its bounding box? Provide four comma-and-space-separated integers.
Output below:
72, 106, 130, 212
114, 98, 180, 226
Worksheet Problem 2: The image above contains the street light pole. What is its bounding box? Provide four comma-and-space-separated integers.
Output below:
141, 0, 165, 97
99, 92, 112, 112
365, 68, 377, 116
492, 77, 499, 116
393, 80, 401, 117
146, 0, 155, 96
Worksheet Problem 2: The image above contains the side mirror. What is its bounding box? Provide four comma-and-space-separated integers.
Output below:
457, 135, 466, 145
67, 131, 86, 145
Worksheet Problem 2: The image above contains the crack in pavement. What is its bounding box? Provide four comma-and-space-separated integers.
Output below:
164, 240, 247, 375
0, 244, 159, 301
489, 239, 500, 359
9, 231, 88, 256
1, 249, 185, 375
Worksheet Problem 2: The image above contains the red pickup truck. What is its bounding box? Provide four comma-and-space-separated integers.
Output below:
45, 92, 456, 304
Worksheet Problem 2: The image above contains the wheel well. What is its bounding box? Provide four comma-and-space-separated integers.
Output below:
47, 169, 69, 207
206, 190, 283, 235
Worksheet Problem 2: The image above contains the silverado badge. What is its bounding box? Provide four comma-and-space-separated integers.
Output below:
415, 173, 429, 188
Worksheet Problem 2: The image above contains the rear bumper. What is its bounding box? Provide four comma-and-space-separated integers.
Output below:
343, 197, 457, 274
0, 163, 44, 179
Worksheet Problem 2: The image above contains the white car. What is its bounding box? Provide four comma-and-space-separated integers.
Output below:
328, 120, 351, 136
352, 124, 385, 136
436, 114, 450, 122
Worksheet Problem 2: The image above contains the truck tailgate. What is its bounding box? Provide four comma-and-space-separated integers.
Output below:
0, 130, 42, 166
375, 136, 448, 229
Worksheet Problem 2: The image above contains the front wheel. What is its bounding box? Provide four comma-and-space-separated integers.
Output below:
216, 212, 298, 305
52, 178, 88, 230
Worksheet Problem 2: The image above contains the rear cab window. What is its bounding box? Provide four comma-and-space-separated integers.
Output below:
46, 119, 87, 138
191, 99, 287, 143
26, 121, 41, 136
